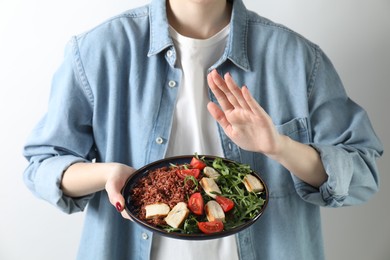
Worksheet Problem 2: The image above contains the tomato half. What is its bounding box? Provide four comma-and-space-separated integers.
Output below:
198, 220, 224, 234
215, 195, 235, 212
188, 192, 204, 215
177, 168, 200, 179
190, 157, 207, 170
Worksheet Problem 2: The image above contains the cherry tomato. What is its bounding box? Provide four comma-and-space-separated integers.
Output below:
177, 168, 200, 179
198, 220, 224, 234
188, 192, 204, 215
190, 157, 207, 170
215, 195, 235, 212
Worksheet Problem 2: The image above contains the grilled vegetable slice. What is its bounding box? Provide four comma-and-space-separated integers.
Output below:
243, 174, 264, 192
205, 200, 225, 222
164, 202, 190, 228
145, 203, 170, 219
203, 166, 220, 180
200, 177, 221, 199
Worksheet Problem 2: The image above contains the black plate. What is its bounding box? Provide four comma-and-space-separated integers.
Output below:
122, 155, 269, 240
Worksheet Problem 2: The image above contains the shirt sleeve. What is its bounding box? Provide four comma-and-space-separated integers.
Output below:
293, 47, 383, 207
23, 37, 96, 214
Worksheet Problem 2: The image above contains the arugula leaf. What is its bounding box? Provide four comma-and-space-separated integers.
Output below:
162, 156, 266, 234
184, 175, 199, 191
210, 158, 265, 229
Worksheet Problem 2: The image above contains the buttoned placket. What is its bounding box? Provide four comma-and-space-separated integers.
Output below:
146, 47, 181, 163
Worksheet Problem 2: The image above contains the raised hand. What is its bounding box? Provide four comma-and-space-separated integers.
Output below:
207, 69, 282, 157
207, 70, 327, 187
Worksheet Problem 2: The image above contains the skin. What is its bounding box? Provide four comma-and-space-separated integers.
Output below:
166, 0, 231, 39
60, 0, 328, 218
207, 70, 328, 187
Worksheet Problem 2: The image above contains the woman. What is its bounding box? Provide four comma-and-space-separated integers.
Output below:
23, 0, 383, 259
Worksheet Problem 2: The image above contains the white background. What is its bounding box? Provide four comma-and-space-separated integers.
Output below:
0, 0, 389, 259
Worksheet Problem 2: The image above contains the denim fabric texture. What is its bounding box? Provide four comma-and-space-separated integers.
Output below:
23, 0, 383, 259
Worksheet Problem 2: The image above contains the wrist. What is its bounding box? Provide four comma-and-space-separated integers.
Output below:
61, 162, 125, 197
264, 134, 290, 162
104, 162, 135, 190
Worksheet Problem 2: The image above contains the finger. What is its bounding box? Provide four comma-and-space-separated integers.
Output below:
207, 70, 234, 111
108, 185, 134, 221
121, 209, 134, 222
109, 189, 133, 221
224, 73, 251, 111
242, 86, 267, 116
207, 102, 232, 131
105, 178, 126, 212
210, 70, 242, 109
111, 191, 126, 213
214, 72, 241, 109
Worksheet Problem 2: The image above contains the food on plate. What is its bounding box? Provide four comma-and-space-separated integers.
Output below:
203, 166, 220, 179
205, 200, 225, 222
164, 202, 190, 228
190, 157, 207, 170
198, 220, 224, 234
145, 203, 170, 219
243, 174, 264, 193
130, 165, 196, 226
128, 155, 266, 235
215, 195, 234, 212
200, 177, 221, 199
188, 192, 204, 215
176, 168, 200, 179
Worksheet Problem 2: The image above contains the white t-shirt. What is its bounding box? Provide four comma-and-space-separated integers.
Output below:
164, 25, 226, 158
151, 25, 239, 260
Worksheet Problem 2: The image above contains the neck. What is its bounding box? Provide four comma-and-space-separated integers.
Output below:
167, 0, 231, 39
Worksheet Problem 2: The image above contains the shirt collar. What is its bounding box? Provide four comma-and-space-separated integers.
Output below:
225, 0, 250, 71
148, 0, 250, 71
148, 0, 173, 56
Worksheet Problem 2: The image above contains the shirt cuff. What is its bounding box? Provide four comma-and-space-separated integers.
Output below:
34, 155, 92, 213
294, 145, 353, 207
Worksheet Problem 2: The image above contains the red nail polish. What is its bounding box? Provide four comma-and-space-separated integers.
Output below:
116, 202, 123, 212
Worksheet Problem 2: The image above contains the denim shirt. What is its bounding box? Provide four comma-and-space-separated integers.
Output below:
23, 0, 383, 259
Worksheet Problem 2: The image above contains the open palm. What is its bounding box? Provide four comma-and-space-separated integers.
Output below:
207, 70, 281, 156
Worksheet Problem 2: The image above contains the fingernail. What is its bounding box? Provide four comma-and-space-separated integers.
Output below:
115, 202, 123, 212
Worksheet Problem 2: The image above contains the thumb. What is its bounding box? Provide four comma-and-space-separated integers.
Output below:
105, 178, 127, 212
106, 184, 133, 220
104, 164, 136, 220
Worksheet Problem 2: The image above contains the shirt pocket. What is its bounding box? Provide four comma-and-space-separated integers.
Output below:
254, 117, 310, 198
275, 117, 310, 144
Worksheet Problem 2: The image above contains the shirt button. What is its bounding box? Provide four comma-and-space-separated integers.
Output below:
167, 50, 173, 57
168, 80, 176, 88
228, 143, 232, 150
141, 232, 149, 240
156, 137, 164, 144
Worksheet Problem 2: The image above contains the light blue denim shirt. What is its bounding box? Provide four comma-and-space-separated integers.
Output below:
23, 0, 383, 259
